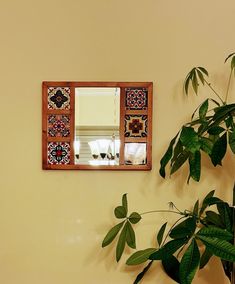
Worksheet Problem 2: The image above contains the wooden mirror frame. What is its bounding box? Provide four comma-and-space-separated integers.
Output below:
42, 82, 153, 170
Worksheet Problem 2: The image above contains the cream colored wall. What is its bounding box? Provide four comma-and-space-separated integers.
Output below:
0, 1, 235, 284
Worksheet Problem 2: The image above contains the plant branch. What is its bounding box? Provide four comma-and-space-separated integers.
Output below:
204, 79, 224, 104
225, 68, 233, 103
140, 210, 184, 216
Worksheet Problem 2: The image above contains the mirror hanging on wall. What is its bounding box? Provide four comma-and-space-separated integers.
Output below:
74, 87, 121, 165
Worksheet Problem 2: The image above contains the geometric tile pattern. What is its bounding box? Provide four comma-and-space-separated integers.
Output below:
124, 115, 147, 137
125, 88, 148, 110
48, 87, 70, 110
47, 115, 70, 137
47, 142, 70, 164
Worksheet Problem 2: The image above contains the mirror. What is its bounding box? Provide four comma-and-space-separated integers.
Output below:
42, 81, 153, 170
74, 87, 121, 165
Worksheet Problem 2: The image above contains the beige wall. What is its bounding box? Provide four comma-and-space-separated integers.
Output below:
0, 0, 235, 283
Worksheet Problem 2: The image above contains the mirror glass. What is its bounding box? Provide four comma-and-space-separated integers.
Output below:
75, 87, 120, 165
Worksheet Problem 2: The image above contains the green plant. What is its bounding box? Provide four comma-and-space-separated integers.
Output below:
102, 191, 235, 283
160, 53, 235, 182
102, 53, 235, 283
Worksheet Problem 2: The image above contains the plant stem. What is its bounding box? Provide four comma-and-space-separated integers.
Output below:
204, 79, 224, 104
225, 68, 233, 103
140, 210, 184, 216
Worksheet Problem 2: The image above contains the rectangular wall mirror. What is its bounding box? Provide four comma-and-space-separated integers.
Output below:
42, 82, 153, 170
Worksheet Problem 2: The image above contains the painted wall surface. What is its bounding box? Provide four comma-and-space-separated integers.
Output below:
0, 1, 235, 283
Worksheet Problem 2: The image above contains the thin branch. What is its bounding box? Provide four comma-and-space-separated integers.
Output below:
140, 210, 183, 216
225, 68, 233, 103
204, 79, 224, 105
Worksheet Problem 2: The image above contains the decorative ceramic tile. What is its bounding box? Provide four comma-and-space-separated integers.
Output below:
124, 143, 146, 165
48, 87, 70, 110
47, 115, 70, 137
125, 115, 147, 137
125, 88, 148, 110
47, 142, 70, 164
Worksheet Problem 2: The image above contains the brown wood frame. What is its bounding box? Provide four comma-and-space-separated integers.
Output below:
42, 82, 153, 170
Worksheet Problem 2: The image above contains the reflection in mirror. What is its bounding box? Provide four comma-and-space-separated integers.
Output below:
75, 88, 120, 165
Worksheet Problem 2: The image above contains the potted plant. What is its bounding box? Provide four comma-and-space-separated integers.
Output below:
102, 53, 235, 284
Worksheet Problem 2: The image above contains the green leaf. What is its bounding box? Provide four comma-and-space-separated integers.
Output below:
189, 151, 201, 182
191, 70, 199, 94
126, 248, 156, 265
116, 222, 128, 262
196, 226, 233, 241
199, 190, 215, 216
133, 261, 153, 284
162, 255, 180, 283
180, 126, 200, 153
171, 140, 183, 165
207, 126, 226, 135
129, 212, 142, 224
229, 129, 235, 153
210, 133, 227, 166
217, 202, 232, 232
196, 235, 235, 262
157, 222, 167, 247
224, 52, 235, 63
184, 71, 194, 95
114, 206, 127, 219
170, 218, 196, 239
159, 133, 179, 178
205, 211, 224, 228
126, 221, 136, 249
170, 150, 190, 175
102, 221, 125, 247
197, 67, 209, 76
212, 104, 235, 123
199, 99, 208, 119
196, 69, 205, 85
150, 238, 188, 260
179, 239, 200, 284
200, 137, 214, 155
200, 248, 213, 269
122, 194, 128, 214
193, 200, 199, 216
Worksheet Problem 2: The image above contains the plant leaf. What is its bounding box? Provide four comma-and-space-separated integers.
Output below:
200, 137, 213, 155
150, 238, 188, 260
196, 236, 235, 262
157, 222, 167, 247
200, 248, 213, 269
116, 222, 128, 262
199, 190, 215, 216
114, 206, 127, 219
197, 67, 209, 76
199, 99, 208, 119
193, 200, 199, 216
189, 151, 201, 182
102, 221, 125, 247
126, 248, 156, 265
159, 133, 179, 178
122, 194, 128, 214
229, 129, 235, 153
224, 52, 235, 63
210, 133, 227, 166
191, 70, 199, 94
162, 255, 180, 283
133, 261, 153, 284
204, 211, 225, 228
180, 126, 200, 153
196, 226, 233, 241
179, 239, 200, 284
170, 150, 190, 175
126, 221, 136, 249
171, 140, 183, 165
129, 212, 142, 224
217, 202, 232, 232
196, 69, 205, 85
170, 218, 196, 239
207, 126, 226, 135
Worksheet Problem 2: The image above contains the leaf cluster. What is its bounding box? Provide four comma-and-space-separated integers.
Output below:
160, 53, 235, 182
124, 191, 235, 284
